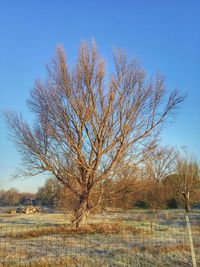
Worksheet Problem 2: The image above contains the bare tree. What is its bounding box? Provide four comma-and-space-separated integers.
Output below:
1, 188, 20, 206
137, 146, 176, 211
36, 178, 58, 206
6, 41, 184, 227
101, 164, 141, 210
166, 151, 200, 212
143, 146, 177, 182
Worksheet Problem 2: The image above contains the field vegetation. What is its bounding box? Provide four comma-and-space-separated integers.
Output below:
0, 209, 199, 266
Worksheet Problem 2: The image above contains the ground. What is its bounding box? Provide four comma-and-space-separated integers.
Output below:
0, 208, 199, 266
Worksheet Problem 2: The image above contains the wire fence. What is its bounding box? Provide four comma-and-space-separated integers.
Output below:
0, 218, 199, 267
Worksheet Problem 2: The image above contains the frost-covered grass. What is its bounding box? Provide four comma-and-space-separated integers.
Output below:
0, 212, 71, 227
0, 243, 197, 267
0, 209, 199, 266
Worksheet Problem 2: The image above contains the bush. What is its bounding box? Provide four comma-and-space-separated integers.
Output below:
166, 198, 178, 209
134, 200, 149, 209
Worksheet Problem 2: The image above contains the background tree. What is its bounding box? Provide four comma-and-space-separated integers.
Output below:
0, 188, 20, 206
6, 41, 184, 227
101, 164, 141, 210
166, 151, 200, 212
143, 146, 176, 182
0, 189, 36, 206
141, 146, 177, 211
36, 178, 58, 206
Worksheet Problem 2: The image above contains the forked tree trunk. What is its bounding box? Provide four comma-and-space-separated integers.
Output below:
73, 192, 91, 228
183, 192, 190, 213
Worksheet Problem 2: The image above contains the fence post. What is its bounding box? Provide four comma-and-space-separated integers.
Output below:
185, 215, 197, 267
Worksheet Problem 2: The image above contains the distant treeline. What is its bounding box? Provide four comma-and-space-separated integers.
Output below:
1, 180, 197, 212
0, 189, 36, 206
1, 151, 199, 211
35, 177, 199, 211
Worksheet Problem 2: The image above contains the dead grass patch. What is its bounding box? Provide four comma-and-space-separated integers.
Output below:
0, 256, 107, 267
131, 244, 191, 254
4, 223, 149, 239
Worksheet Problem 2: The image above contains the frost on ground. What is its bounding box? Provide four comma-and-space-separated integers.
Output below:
0, 209, 199, 266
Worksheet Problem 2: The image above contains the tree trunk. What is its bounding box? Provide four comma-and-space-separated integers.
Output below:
183, 192, 190, 213
73, 192, 90, 228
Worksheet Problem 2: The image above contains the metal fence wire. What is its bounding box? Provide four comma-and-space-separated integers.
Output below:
0, 219, 199, 267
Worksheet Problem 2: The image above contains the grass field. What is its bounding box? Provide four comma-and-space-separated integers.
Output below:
0, 209, 199, 266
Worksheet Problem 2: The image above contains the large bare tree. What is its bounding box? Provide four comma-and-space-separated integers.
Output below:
6, 41, 184, 227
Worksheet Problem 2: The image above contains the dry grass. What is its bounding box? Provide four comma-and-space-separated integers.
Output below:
130, 244, 191, 254
0, 209, 200, 266
0, 249, 196, 267
3, 223, 149, 239
0, 256, 107, 267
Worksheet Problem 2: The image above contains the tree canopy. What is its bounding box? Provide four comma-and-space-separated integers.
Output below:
6, 41, 184, 226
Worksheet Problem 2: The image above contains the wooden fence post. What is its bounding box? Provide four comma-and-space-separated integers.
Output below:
185, 215, 197, 267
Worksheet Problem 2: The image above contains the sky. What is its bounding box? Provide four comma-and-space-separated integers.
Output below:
0, 0, 199, 193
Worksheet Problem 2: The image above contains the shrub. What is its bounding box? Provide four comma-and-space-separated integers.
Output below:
134, 200, 149, 209
166, 198, 178, 209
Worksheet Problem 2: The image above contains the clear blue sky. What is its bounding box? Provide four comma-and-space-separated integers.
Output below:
0, 0, 199, 193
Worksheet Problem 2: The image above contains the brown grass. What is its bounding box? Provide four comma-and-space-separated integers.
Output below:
3, 223, 149, 239
0, 256, 106, 267
131, 244, 191, 254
